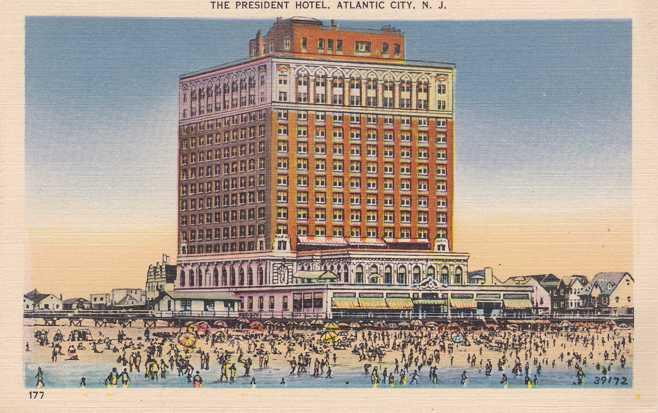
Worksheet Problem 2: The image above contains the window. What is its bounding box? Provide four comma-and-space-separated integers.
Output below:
301, 37, 308, 51
355, 41, 371, 53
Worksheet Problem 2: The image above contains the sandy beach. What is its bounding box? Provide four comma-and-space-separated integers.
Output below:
23, 319, 633, 388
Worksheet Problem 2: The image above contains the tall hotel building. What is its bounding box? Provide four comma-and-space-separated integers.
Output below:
173, 18, 531, 317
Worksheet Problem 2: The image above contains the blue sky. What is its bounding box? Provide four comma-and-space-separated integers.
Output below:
25, 18, 631, 293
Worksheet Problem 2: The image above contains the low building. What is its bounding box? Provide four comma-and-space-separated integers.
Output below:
89, 293, 111, 310
62, 297, 91, 311
111, 288, 146, 309
23, 289, 63, 311
562, 275, 589, 311
501, 276, 552, 314
151, 290, 241, 313
582, 272, 633, 315
145, 254, 177, 308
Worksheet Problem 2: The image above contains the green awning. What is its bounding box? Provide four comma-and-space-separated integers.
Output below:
503, 298, 532, 309
332, 297, 359, 309
358, 297, 387, 310
450, 298, 477, 309
413, 299, 447, 306
386, 297, 414, 310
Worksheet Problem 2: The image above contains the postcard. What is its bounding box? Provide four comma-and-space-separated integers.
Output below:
1, 0, 657, 411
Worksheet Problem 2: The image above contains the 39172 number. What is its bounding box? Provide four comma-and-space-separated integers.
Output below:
593, 376, 628, 385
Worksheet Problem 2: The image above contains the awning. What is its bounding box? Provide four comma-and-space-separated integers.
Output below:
413, 299, 447, 306
298, 236, 348, 246
294, 270, 337, 281
386, 297, 414, 310
347, 238, 387, 246
503, 299, 532, 309
358, 297, 388, 310
450, 298, 477, 309
332, 297, 359, 310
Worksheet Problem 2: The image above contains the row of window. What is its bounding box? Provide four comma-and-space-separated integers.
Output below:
181, 70, 268, 119
277, 111, 448, 129
277, 144, 447, 161
180, 206, 266, 226
181, 241, 265, 254
275, 175, 448, 191
278, 73, 447, 110
180, 110, 268, 135
276, 192, 448, 208
181, 129, 266, 151
275, 223, 448, 240
180, 190, 266, 210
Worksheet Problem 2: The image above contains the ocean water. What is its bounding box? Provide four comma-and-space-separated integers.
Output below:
24, 361, 633, 389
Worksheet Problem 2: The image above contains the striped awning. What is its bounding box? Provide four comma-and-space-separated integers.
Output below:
503, 299, 532, 309
332, 297, 359, 310
386, 297, 414, 310
358, 297, 388, 310
413, 299, 447, 306
450, 298, 477, 309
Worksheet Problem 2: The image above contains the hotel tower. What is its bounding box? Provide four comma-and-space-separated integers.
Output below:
172, 18, 527, 317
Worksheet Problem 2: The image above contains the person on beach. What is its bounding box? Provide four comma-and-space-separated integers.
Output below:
104, 367, 119, 387
192, 371, 203, 388
120, 368, 131, 387
35, 367, 45, 388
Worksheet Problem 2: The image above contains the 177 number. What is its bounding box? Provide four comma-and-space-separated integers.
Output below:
28, 391, 45, 399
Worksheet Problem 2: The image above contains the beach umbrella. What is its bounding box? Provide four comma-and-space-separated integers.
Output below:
237, 318, 251, 326
299, 321, 311, 328
186, 324, 198, 334
387, 322, 398, 329
398, 321, 410, 329
320, 331, 339, 345
249, 321, 265, 331
410, 319, 423, 328
311, 319, 324, 327
338, 322, 350, 329
264, 319, 276, 326
178, 332, 197, 348
213, 320, 228, 328
195, 321, 210, 337
349, 322, 361, 329
425, 321, 438, 328
324, 322, 339, 331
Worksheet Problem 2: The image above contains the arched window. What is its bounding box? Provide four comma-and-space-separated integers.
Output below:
257, 266, 264, 285
349, 76, 361, 106
397, 266, 407, 285
427, 266, 435, 279
355, 265, 364, 284
189, 271, 195, 287
197, 269, 203, 287
213, 269, 219, 286
230, 268, 236, 286
454, 267, 463, 285
248, 268, 254, 286
441, 266, 449, 285
343, 264, 349, 283
239, 268, 245, 286
222, 268, 228, 286
369, 264, 379, 284
384, 265, 393, 285
412, 265, 421, 284
180, 270, 186, 287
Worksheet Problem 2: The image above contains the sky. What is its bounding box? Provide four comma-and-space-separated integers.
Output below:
25, 18, 632, 297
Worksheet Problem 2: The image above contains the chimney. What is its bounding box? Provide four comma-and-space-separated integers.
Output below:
484, 267, 494, 285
